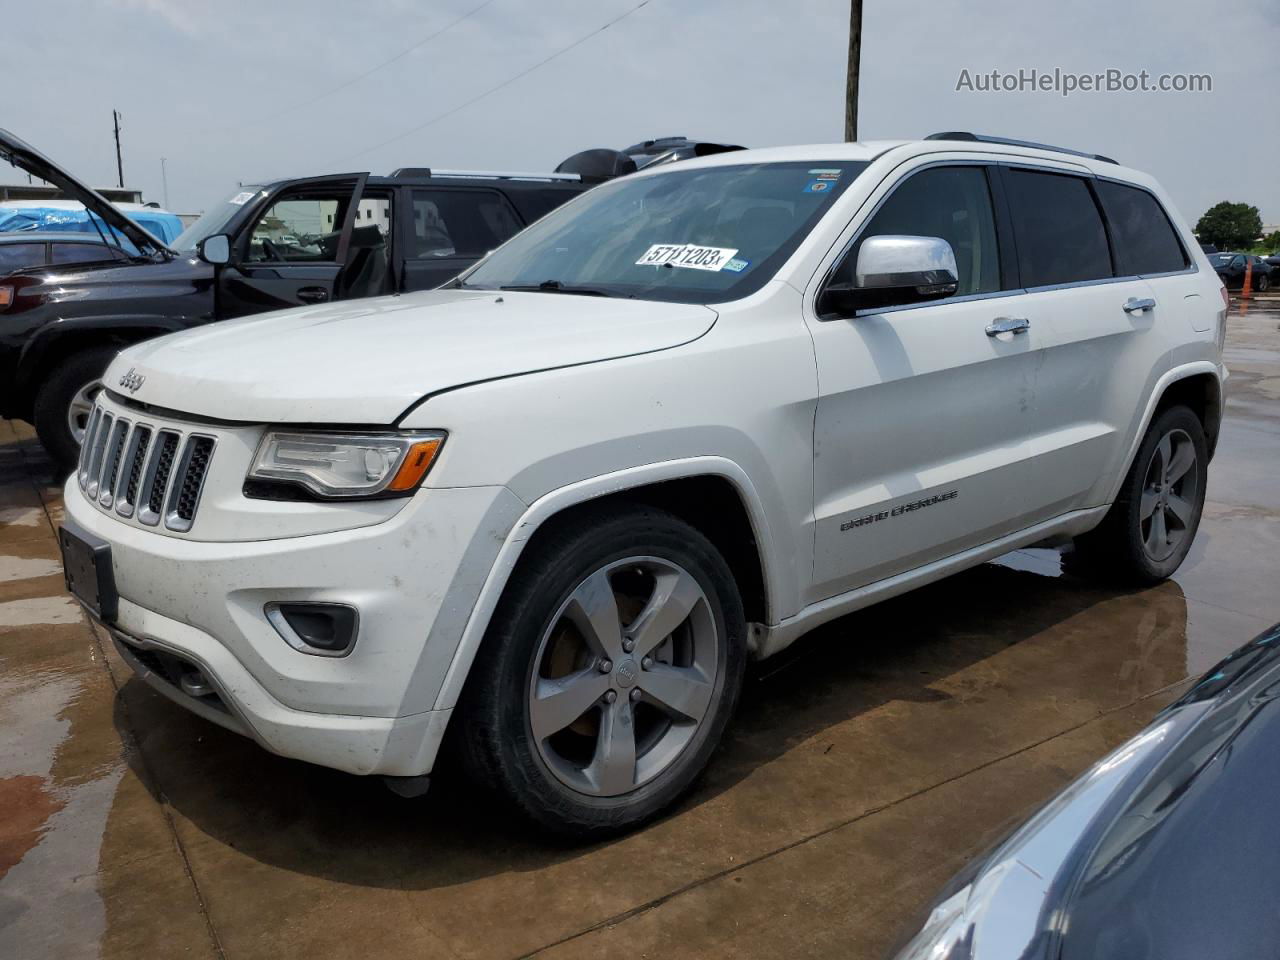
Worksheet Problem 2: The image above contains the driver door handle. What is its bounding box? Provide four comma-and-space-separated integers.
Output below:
1123, 297, 1156, 314
297, 286, 330, 304
986, 316, 1030, 337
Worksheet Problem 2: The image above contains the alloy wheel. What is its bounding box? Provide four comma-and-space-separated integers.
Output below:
1140, 428, 1199, 563
527, 556, 720, 798
67, 378, 103, 445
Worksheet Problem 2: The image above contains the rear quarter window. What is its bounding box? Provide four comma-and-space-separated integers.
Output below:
0, 242, 47, 271
1004, 169, 1112, 287
1095, 181, 1189, 276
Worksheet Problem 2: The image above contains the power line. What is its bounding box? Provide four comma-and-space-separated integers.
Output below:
338, 0, 654, 163
260, 0, 499, 123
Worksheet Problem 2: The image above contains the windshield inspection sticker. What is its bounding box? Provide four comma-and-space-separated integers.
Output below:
229, 191, 257, 205
803, 179, 833, 194
722, 257, 750, 273
636, 243, 739, 272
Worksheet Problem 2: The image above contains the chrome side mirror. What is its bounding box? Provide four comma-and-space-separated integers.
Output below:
197, 233, 232, 266
819, 235, 959, 316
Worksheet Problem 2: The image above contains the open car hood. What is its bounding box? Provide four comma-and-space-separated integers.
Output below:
0, 128, 170, 255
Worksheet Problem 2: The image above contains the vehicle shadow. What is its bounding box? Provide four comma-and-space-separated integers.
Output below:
111, 550, 1191, 891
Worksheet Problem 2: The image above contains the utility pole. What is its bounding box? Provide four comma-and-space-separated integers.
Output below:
844, 0, 863, 141
160, 157, 170, 208
112, 109, 124, 188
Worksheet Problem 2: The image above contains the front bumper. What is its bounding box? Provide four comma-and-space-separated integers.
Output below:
103, 609, 451, 776
66, 475, 525, 777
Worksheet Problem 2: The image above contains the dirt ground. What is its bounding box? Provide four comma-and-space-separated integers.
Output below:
2, 296, 1277, 960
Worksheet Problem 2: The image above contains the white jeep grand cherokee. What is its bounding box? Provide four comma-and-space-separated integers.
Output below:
61, 134, 1226, 838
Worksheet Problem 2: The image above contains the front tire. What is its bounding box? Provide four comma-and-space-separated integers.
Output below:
455, 504, 747, 840
1075, 405, 1208, 584
1257, 273, 1270, 292
32, 347, 117, 468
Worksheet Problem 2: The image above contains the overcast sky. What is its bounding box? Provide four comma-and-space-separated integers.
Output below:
5, 0, 1277, 226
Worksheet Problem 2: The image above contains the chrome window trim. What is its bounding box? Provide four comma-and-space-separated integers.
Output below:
814, 156, 1202, 322
851, 286, 1027, 318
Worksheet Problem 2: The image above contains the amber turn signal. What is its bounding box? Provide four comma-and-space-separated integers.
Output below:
0, 286, 12, 309
387, 438, 443, 491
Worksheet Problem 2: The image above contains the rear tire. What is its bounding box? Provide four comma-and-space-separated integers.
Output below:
1075, 405, 1208, 585
33, 347, 118, 468
1257, 274, 1270, 292
454, 503, 747, 840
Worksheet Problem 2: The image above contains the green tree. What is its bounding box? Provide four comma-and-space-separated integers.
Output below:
1258, 230, 1280, 254
1195, 202, 1263, 250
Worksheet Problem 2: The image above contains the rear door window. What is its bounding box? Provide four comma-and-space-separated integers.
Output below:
410, 190, 522, 259
50, 242, 117, 265
1004, 169, 1112, 287
1095, 181, 1188, 276
0, 242, 47, 271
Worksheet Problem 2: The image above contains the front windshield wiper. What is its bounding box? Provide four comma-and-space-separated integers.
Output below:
498, 280, 616, 298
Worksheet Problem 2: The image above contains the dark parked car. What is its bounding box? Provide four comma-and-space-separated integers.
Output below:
1, 129, 742, 464
0, 130, 596, 464
892, 621, 1280, 960
0, 232, 145, 271
1208, 251, 1272, 291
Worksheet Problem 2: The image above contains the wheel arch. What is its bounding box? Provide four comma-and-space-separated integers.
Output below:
430, 457, 778, 713
1108, 361, 1224, 505
13, 317, 183, 419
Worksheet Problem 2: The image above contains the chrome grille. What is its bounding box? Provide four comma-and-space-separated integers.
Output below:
77, 402, 216, 533
140, 431, 180, 525
166, 436, 215, 532
98, 418, 130, 509
117, 426, 152, 518
85, 413, 113, 499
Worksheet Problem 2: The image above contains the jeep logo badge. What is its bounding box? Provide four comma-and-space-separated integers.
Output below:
118, 368, 145, 393
614, 659, 638, 688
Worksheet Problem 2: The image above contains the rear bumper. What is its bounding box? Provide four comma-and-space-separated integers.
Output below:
103, 599, 454, 776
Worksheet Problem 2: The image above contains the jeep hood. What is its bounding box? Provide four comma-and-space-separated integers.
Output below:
107, 289, 718, 423
0, 128, 169, 256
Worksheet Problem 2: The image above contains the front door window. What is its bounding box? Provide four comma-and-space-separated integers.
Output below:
245, 193, 348, 263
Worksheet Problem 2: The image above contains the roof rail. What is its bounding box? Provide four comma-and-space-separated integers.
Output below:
388, 167, 582, 182
924, 132, 1118, 165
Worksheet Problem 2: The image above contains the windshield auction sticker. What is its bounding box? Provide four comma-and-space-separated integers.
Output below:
636, 243, 739, 272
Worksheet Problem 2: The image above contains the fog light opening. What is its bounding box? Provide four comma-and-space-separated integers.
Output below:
265, 602, 359, 657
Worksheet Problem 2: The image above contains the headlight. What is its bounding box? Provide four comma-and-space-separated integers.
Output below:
247, 431, 445, 499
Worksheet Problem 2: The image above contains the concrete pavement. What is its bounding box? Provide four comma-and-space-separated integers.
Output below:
2, 297, 1277, 960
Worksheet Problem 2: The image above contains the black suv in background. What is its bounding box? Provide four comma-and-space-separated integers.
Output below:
1, 131, 742, 464
0, 129, 595, 463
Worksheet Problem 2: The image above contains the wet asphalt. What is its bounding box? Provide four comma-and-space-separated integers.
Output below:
1, 296, 1277, 960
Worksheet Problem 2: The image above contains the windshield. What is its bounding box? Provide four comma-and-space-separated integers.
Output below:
172, 186, 266, 253
461, 161, 867, 304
